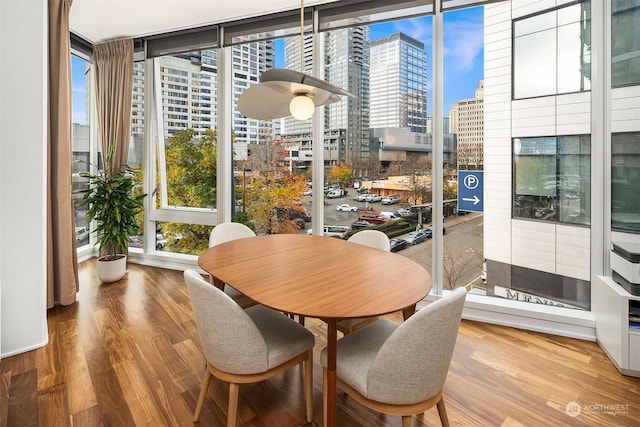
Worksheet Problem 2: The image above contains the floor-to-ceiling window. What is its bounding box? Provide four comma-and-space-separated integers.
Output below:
611, 0, 640, 234
72, 0, 640, 336
71, 54, 92, 248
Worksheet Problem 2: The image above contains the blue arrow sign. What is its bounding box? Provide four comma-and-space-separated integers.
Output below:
458, 171, 483, 213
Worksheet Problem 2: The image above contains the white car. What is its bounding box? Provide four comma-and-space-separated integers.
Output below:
75, 226, 89, 243
381, 195, 399, 205
336, 204, 358, 212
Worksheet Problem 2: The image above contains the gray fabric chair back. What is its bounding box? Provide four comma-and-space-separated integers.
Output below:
184, 269, 269, 374
209, 222, 255, 248
367, 287, 467, 404
347, 229, 390, 252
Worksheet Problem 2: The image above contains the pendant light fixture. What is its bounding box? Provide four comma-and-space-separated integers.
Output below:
237, 0, 354, 121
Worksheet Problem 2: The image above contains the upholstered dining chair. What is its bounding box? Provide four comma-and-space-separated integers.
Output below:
184, 269, 315, 426
208, 222, 257, 308
336, 230, 392, 334
321, 287, 467, 427
347, 229, 391, 251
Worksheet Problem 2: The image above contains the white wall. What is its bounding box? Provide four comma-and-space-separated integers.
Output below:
0, 0, 49, 357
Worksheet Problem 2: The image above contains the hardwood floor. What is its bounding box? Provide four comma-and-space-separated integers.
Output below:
1, 260, 639, 426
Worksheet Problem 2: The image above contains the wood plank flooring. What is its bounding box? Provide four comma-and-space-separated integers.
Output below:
1, 260, 639, 426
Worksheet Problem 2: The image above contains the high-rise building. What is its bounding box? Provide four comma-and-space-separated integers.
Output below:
325, 27, 370, 174
426, 115, 450, 134
131, 42, 275, 160
450, 80, 484, 170
370, 32, 427, 133
281, 28, 371, 175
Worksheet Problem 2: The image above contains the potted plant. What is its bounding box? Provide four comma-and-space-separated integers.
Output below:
79, 146, 146, 283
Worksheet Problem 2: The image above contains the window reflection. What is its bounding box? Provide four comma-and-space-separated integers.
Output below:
612, 0, 640, 87
513, 1, 591, 99
612, 132, 640, 232
513, 136, 590, 225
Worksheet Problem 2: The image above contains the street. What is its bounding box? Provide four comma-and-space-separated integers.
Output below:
301, 193, 485, 291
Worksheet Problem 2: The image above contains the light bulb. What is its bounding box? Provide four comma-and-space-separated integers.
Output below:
289, 95, 314, 120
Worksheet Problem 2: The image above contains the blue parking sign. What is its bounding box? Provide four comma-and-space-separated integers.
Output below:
458, 171, 483, 213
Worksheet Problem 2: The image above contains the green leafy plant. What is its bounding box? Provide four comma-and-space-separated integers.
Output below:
79, 146, 147, 259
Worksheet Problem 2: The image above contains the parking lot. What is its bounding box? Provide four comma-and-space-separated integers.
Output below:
301, 192, 485, 290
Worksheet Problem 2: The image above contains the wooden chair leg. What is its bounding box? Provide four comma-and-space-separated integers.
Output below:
402, 415, 413, 427
299, 315, 306, 326
436, 396, 450, 427
304, 350, 313, 423
194, 367, 213, 422
228, 382, 240, 427
322, 368, 328, 427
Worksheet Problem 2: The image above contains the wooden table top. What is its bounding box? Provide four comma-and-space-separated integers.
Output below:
198, 234, 431, 319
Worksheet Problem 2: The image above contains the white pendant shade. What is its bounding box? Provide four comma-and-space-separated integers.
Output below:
237, 68, 355, 121
289, 94, 315, 120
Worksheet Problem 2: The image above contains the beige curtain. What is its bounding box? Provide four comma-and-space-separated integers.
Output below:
93, 39, 134, 176
47, 0, 79, 308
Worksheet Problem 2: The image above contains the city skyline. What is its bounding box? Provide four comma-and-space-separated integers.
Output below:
72, 6, 484, 125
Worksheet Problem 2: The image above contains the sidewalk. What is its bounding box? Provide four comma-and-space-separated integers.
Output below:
444, 211, 483, 228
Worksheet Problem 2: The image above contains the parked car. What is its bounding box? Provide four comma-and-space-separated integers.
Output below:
379, 211, 400, 220
75, 226, 89, 243
381, 195, 399, 205
336, 204, 358, 212
396, 208, 413, 217
351, 220, 373, 230
364, 194, 382, 203
358, 211, 387, 224
280, 207, 311, 222
303, 188, 312, 196
425, 225, 446, 238
326, 188, 346, 198
404, 230, 428, 245
353, 194, 368, 202
156, 232, 168, 250
307, 225, 349, 238
128, 235, 143, 248
389, 238, 408, 252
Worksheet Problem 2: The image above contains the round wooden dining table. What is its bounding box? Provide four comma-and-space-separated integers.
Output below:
198, 233, 431, 427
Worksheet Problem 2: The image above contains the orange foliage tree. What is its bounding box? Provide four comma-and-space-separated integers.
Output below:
244, 136, 308, 234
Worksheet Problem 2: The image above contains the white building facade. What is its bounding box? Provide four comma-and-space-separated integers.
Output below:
482, 0, 640, 312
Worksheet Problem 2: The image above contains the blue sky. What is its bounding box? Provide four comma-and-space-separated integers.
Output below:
71, 55, 88, 124
72, 7, 484, 123
370, 7, 485, 113
276, 6, 485, 114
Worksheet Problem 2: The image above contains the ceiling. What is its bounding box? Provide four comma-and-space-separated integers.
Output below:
69, 0, 341, 45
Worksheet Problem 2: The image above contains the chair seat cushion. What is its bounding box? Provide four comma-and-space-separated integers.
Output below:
321, 318, 398, 397
337, 318, 366, 328
248, 305, 315, 370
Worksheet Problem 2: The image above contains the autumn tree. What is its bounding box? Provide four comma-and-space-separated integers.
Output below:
244, 136, 308, 234
400, 154, 431, 205
329, 163, 352, 188
444, 180, 458, 201
162, 128, 218, 254
165, 128, 217, 208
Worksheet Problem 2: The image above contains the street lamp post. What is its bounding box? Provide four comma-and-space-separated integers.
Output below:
242, 168, 247, 213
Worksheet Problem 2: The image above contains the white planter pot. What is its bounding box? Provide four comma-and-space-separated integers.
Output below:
96, 254, 127, 283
